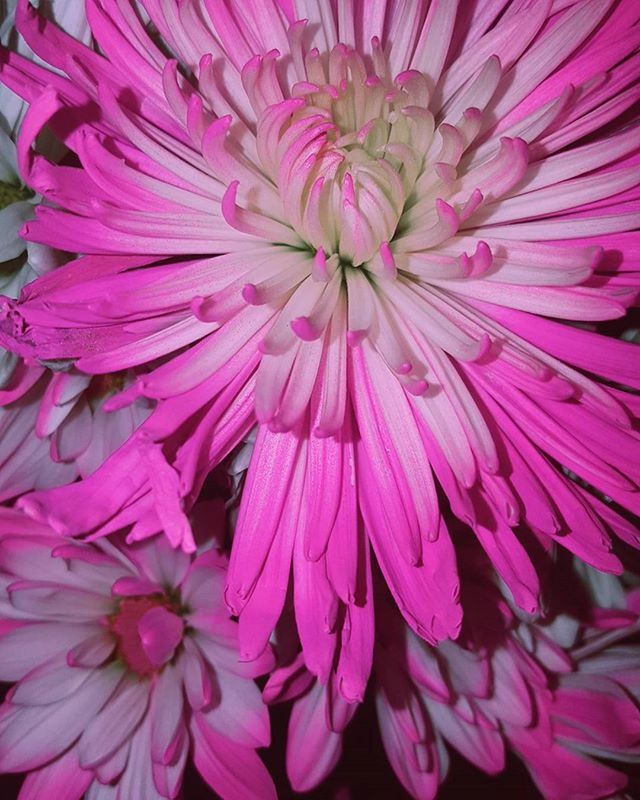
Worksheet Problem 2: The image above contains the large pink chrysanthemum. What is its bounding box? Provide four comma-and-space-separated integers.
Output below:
0, 507, 276, 800
1, 0, 639, 678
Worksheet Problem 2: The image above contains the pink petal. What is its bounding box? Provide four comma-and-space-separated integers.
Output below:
138, 606, 184, 669
191, 713, 277, 800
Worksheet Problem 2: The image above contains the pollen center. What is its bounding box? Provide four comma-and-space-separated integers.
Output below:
109, 594, 184, 677
0, 181, 33, 212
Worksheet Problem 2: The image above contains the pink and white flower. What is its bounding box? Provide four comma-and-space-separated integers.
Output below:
0, 507, 276, 800
275, 564, 640, 799
0, 0, 639, 684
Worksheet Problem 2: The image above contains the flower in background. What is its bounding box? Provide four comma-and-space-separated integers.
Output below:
0, 0, 90, 384
0, 0, 639, 702
0, 365, 152, 502
274, 562, 640, 799
0, 507, 276, 800
0, 0, 97, 501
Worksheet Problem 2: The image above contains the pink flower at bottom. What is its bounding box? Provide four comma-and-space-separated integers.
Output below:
0, 508, 276, 800
275, 572, 640, 799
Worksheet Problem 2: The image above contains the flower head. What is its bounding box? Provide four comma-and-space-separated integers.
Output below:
0, 507, 276, 799
0, 0, 639, 691
276, 559, 640, 799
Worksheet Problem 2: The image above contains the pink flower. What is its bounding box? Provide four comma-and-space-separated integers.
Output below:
0, 0, 639, 681
0, 507, 276, 799
275, 568, 640, 799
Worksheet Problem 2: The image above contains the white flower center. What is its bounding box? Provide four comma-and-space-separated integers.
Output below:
255, 45, 432, 269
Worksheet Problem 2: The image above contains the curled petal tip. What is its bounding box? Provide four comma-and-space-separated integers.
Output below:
257, 337, 271, 355
221, 180, 241, 227
102, 382, 143, 412
312, 249, 329, 281
379, 241, 397, 277
313, 425, 338, 439
268, 418, 289, 433
242, 283, 260, 305
347, 329, 367, 347
190, 295, 217, 322
474, 333, 493, 361
290, 316, 320, 341
435, 197, 457, 220
463, 106, 482, 120
405, 379, 429, 396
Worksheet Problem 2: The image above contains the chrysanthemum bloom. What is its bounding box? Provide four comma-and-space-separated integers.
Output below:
274, 569, 640, 799
1, 0, 640, 678
0, 508, 276, 799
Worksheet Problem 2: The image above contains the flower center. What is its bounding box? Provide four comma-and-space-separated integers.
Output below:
254, 45, 432, 269
86, 371, 128, 401
0, 181, 33, 212
109, 594, 184, 677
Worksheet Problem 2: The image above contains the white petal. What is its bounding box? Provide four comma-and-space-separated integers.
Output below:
127, 534, 190, 589
0, 127, 17, 183
201, 668, 270, 748
10, 657, 92, 706
0, 535, 85, 584
181, 639, 213, 711
79, 676, 150, 768
8, 582, 114, 619
67, 632, 115, 668
17, 745, 92, 800
116, 713, 165, 800
0, 664, 124, 771
149, 663, 184, 764
0, 622, 99, 681
0, 350, 18, 388
94, 738, 130, 784
47, 0, 92, 43
86, 781, 117, 800
0, 84, 26, 138
0, 201, 32, 261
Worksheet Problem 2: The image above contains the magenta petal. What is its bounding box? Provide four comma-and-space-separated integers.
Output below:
191, 714, 277, 800
17, 746, 92, 800
138, 607, 184, 669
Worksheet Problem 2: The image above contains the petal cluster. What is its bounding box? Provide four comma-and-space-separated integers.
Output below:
0, 2, 638, 796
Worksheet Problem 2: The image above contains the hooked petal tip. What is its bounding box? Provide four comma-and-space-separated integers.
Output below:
242, 283, 261, 305
291, 316, 321, 341
347, 329, 367, 347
